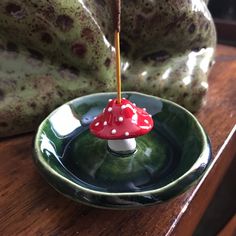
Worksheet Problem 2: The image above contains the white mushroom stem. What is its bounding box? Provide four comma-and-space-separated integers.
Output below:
108, 138, 136, 155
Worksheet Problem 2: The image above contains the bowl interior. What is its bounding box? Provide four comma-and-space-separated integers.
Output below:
35, 92, 207, 194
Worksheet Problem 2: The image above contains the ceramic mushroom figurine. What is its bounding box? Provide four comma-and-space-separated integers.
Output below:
90, 1, 154, 154
90, 98, 153, 155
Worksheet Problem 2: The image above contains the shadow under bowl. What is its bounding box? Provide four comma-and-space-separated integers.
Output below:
33, 92, 212, 209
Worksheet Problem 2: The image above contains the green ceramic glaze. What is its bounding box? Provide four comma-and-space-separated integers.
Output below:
0, 0, 216, 137
33, 92, 212, 209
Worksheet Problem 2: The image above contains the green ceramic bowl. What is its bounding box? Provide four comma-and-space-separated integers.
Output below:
33, 92, 211, 209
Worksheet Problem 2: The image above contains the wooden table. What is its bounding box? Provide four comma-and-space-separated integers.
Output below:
0, 45, 236, 236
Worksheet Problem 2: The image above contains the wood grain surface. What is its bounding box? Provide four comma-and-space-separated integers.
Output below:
0, 45, 236, 236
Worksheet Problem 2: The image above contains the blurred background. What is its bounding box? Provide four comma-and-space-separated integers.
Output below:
194, 1, 236, 236
209, 0, 236, 45
209, 0, 236, 20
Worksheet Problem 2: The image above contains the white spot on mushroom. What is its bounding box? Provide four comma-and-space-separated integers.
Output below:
108, 99, 112, 102
103, 108, 105, 113
103, 121, 107, 126
93, 116, 97, 120
111, 129, 117, 134
149, 114, 152, 117
95, 122, 100, 127
108, 107, 112, 112
125, 132, 129, 137
121, 105, 126, 110
140, 125, 151, 129
144, 119, 149, 124
118, 116, 124, 122
131, 113, 138, 124
133, 103, 136, 106
143, 108, 146, 111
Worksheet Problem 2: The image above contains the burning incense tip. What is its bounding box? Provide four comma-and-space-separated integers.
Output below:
115, 0, 121, 32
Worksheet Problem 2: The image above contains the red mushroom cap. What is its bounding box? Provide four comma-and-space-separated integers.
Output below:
90, 98, 154, 140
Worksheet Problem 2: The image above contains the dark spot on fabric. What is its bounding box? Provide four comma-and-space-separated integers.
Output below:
0, 89, 4, 101
56, 15, 73, 32
32, 3, 38, 8
41, 5, 55, 20
71, 43, 87, 57
41, 32, 53, 44
6, 3, 25, 19
57, 90, 63, 97
188, 23, 196, 34
20, 86, 25, 91
30, 102, 37, 109
205, 22, 209, 31
142, 50, 170, 62
0, 122, 8, 127
7, 42, 18, 52
6, 3, 21, 14
183, 92, 189, 98
104, 58, 111, 68
176, 23, 181, 28
81, 28, 94, 43
28, 49, 44, 60
142, 2, 154, 14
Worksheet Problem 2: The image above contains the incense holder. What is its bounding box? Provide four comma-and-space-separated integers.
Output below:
33, 92, 212, 209
0, 0, 216, 137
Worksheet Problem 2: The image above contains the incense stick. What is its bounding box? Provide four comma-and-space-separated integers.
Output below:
115, 31, 121, 104
115, 0, 121, 104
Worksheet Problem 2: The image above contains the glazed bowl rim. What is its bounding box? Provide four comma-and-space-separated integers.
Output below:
34, 91, 211, 196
